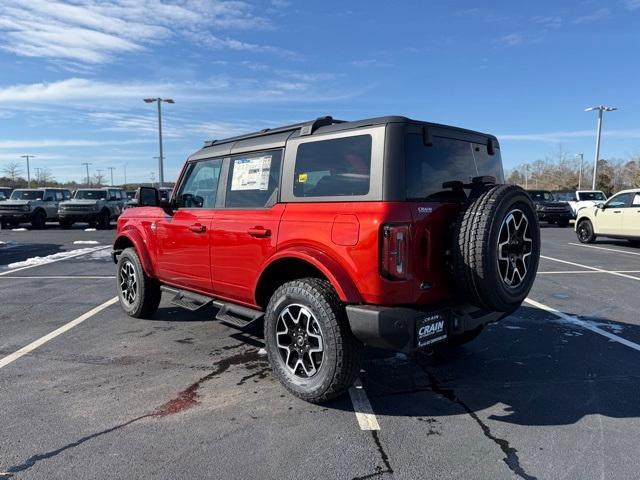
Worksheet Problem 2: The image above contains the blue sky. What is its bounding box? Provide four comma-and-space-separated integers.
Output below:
0, 0, 639, 184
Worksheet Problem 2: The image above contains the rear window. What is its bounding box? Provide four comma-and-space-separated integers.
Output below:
528, 191, 554, 201
294, 135, 372, 197
554, 192, 575, 201
404, 134, 504, 200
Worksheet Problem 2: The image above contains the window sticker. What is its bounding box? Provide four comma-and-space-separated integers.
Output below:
298, 173, 308, 183
231, 155, 272, 191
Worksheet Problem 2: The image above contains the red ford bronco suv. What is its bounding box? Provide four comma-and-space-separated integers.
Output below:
112, 116, 540, 402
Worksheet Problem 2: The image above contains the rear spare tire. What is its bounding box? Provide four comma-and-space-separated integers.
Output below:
452, 184, 540, 313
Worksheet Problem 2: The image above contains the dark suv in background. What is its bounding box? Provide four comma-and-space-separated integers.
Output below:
527, 190, 573, 227
112, 115, 540, 402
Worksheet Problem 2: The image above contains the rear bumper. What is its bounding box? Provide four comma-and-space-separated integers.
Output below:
346, 304, 506, 353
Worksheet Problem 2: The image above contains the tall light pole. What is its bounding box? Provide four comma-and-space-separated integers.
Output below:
575, 153, 584, 190
34, 167, 42, 186
21, 154, 34, 188
108, 167, 115, 186
150, 171, 156, 188
143, 97, 174, 188
585, 105, 617, 190
81, 162, 91, 187
123, 164, 127, 186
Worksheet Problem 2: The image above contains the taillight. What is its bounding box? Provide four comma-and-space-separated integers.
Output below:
381, 224, 410, 280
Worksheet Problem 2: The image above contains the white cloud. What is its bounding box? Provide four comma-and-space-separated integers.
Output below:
0, 76, 366, 107
500, 33, 524, 46
627, 0, 640, 9
0, 138, 151, 149
573, 8, 611, 24
0, 0, 276, 64
499, 129, 640, 142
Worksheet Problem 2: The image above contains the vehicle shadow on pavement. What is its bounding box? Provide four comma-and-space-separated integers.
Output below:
0, 243, 63, 266
356, 305, 640, 428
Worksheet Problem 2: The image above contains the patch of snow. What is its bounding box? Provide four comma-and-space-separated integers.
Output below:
503, 325, 524, 330
11, 228, 27, 231
84, 228, 96, 231
73, 240, 99, 245
258, 348, 267, 356
87, 249, 111, 260
6, 247, 105, 269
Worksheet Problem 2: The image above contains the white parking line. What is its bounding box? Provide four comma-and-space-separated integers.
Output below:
348, 378, 380, 431
525, 298, 640, 353
538, 270, 640, 275
541, 255, 640, 282
0, 297, 118, 370
0, 275, 114, 279
568, 242, 640, 256
0, 246, 110, 277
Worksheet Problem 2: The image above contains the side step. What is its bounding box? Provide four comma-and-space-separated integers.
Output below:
160, 285, 264, 328
161, 286, 213, 312
214, 302, 264, 329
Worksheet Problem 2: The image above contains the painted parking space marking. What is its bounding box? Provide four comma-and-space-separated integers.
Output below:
0, 275, 114, 279
568, 242, 640, 256
0, 297, 118, 370
525, 297, 640, 353
541, 255, 640, 282
348, 378, 380, 431
537, 270, 640, 275
0, 246, 110, 277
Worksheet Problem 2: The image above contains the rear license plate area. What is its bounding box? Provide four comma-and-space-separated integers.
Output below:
416, 312, 447, 348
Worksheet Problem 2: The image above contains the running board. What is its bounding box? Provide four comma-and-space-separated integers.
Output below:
214, 303, 264, 329
161, 286, 212, 312
160, 285, 264, 327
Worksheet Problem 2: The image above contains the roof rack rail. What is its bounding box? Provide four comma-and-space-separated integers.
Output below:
202, 115, 344, 148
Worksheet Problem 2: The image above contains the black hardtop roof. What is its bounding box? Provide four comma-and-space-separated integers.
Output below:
189, 115, 498, 161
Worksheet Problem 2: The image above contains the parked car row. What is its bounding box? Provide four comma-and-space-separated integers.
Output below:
575, 189, 640, 245
0, 187, 129, 229
526, 189, 610, 227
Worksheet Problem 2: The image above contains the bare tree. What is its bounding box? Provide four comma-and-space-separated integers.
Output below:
35, 167, 55, 186
1, 161, 23, 187
92, 171, 106, 186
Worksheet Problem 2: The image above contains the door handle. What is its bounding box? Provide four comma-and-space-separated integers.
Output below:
613, 210, 621, 214
248, 226, 271, 238
189, 223, 206, 233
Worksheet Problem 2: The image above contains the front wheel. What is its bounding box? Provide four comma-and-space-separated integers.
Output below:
31, 210, 46, 229
557, 219, 570, 228
576, 219, 596, 244
116, 248, 161, 318
97, 209, 111, 229
264, 278, 362, 403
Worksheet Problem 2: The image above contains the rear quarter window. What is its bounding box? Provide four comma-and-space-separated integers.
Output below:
293, 135, 372, 197
404, 134, 504, 200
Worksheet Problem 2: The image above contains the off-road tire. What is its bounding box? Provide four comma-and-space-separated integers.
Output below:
116, 247, 161, 318
628, 239, 640, 248
59, 219, 73, 229
264, 278, 362, 403
97, 209, 111, 230
576, 219, 596, 244
452, 184, 540, 313
557, 219, 570, 228
31, 209, 46, 229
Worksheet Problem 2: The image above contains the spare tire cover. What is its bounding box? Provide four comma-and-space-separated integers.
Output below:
452, 184, 540, 313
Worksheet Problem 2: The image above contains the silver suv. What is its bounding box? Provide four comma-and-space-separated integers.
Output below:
0, 188, 71, 229
58, 188, 127, 229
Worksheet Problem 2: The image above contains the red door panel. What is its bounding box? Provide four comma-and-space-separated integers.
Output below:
155, 209, 214, 293
211, 204, 285, 305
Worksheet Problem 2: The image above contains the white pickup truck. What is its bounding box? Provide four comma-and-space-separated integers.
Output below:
554, 190, 608, 218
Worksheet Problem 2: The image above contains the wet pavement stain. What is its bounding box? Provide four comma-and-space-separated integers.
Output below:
352, 430, 394, 480
0, 348, 269, 475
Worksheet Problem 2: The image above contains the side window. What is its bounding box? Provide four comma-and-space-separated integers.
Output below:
606, 193, 633, 208
633, 193, 640, 206
225, 150, 282, 208
176, 158, 223, 208
43, 191, 54, 201
108, 189, 117, 200
55, 191, 63, 201
293, 135, 371, 197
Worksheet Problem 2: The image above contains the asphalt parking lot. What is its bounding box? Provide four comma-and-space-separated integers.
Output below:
1, 223, 640, 480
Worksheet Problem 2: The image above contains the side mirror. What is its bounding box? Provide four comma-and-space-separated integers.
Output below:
597, 203, 606, 209
138, 187, 159, 207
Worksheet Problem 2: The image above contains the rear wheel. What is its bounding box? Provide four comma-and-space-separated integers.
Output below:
116, 247, 161, 318
576, 219, 596, 244
59, 219, 73, 229
628, 239, 640, 248
31, 210, 46, 229
452, 184, 540, 313
264, 278, 362, 403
